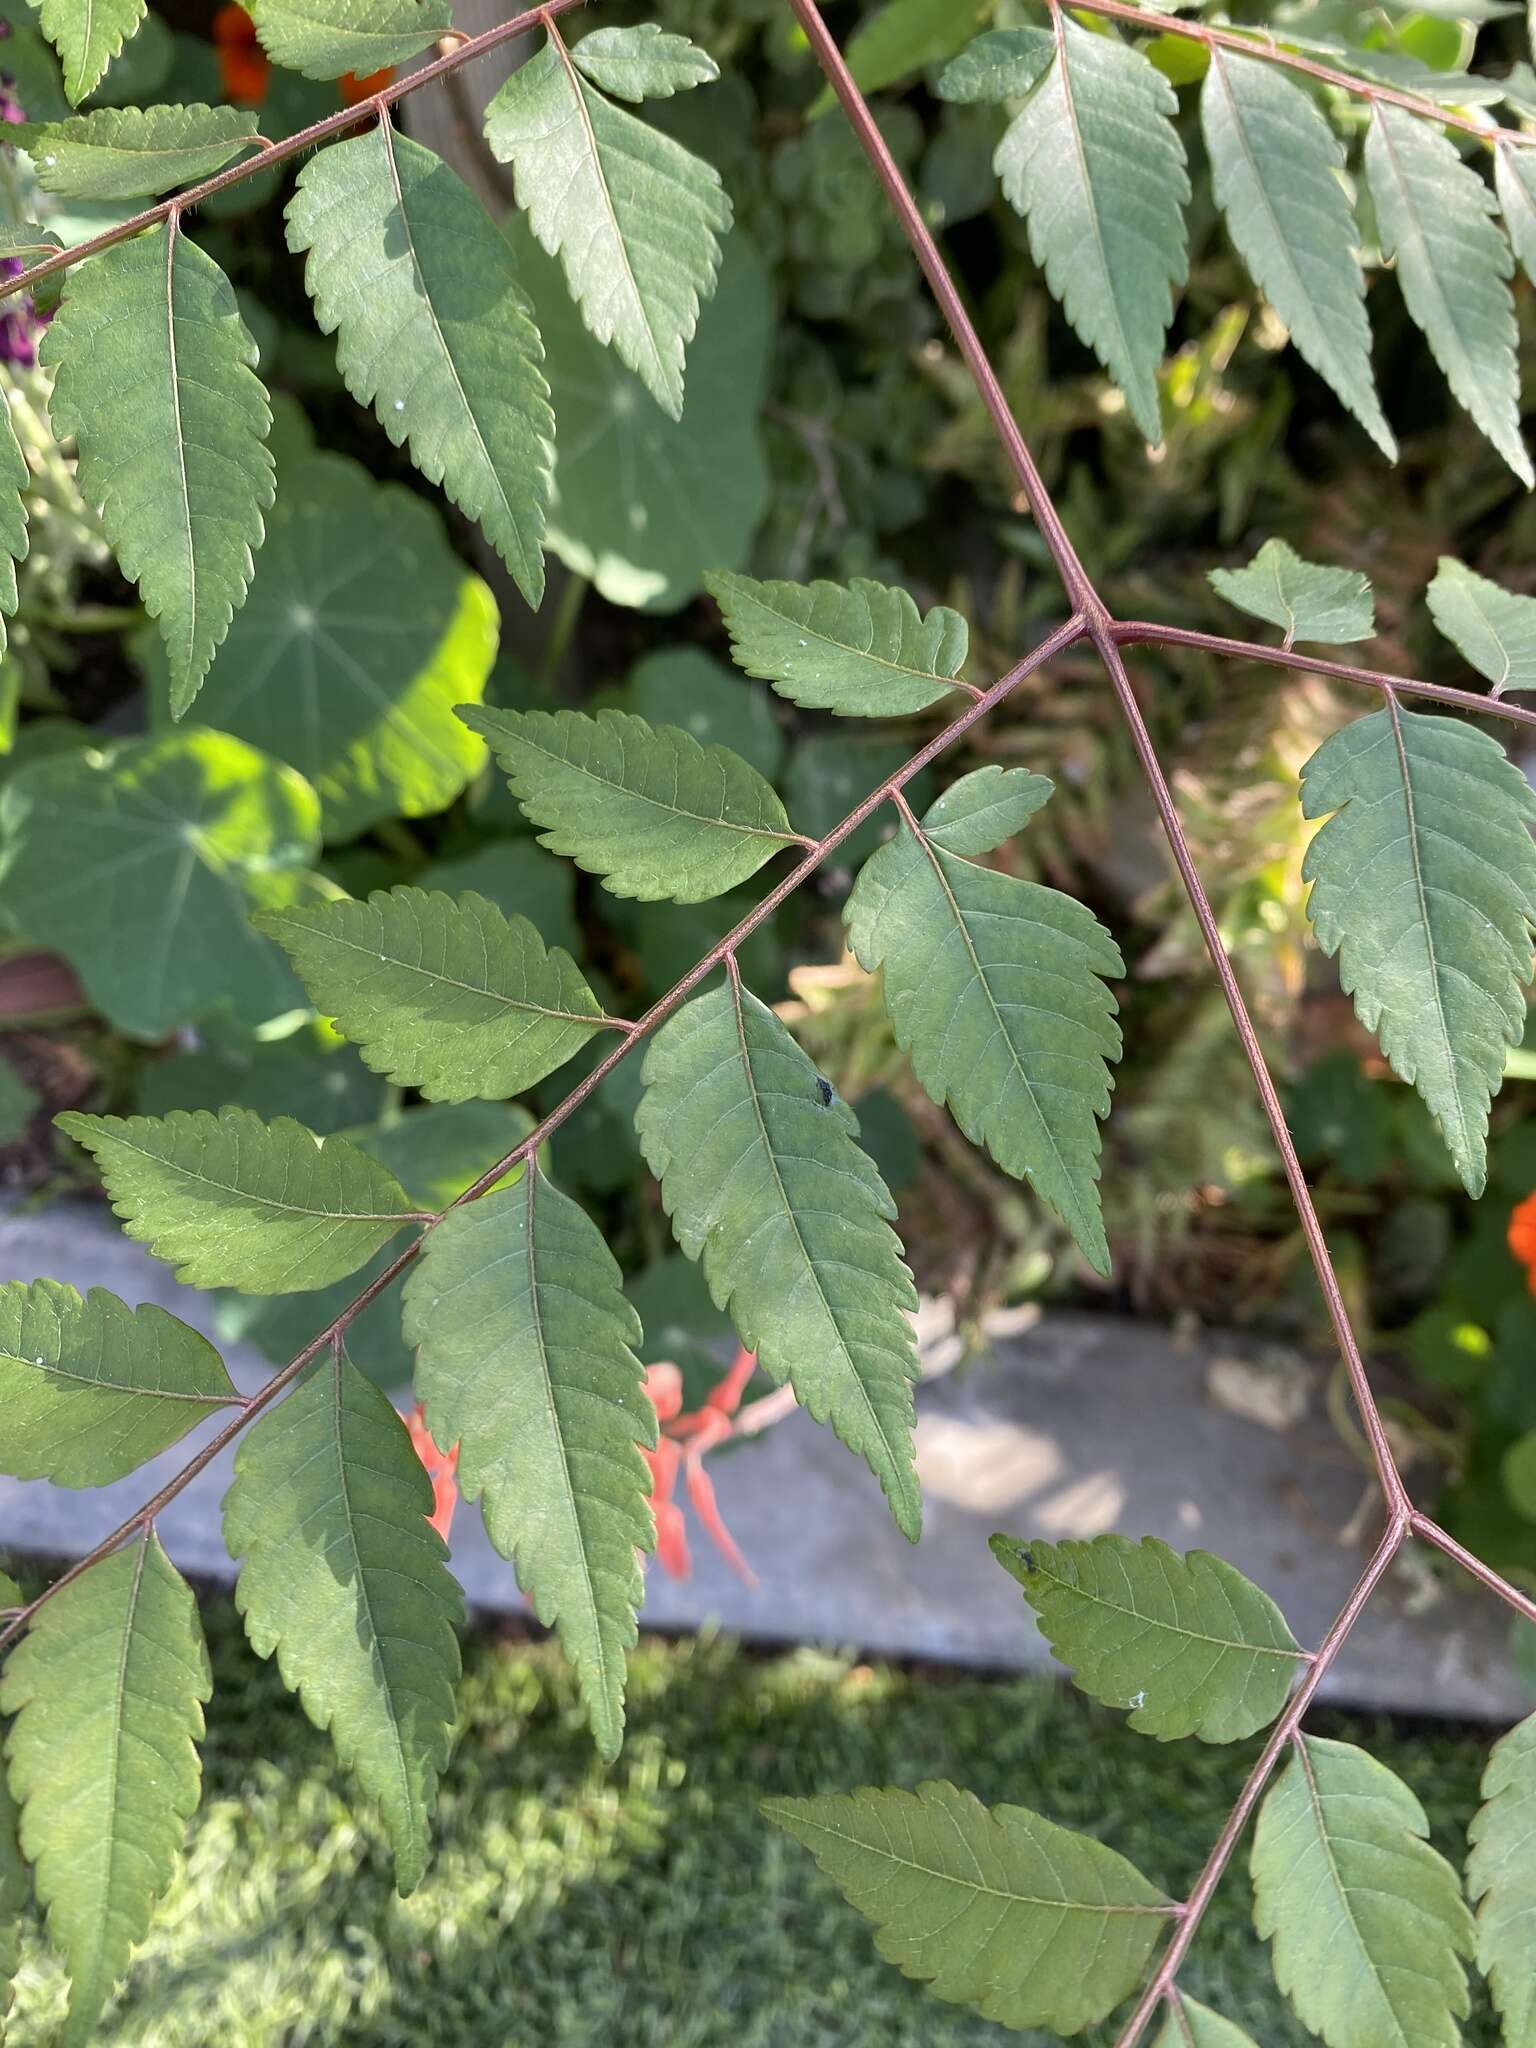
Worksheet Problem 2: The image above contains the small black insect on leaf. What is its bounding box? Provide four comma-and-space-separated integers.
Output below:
814, 1075, 834, 1108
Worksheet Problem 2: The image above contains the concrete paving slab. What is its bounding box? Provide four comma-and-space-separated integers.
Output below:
0, 1199, 1524, 1719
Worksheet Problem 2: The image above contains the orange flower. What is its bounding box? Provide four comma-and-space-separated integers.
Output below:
1509, 1192, 1536, 1294
340, 66, 395, 106
213, 5, 270, 107
405, 1402, 460, 1542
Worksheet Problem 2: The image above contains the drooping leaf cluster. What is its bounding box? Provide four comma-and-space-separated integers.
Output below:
938, 8, 1536, 475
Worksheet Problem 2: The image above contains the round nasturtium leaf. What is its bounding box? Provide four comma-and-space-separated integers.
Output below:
147, 450, 499, 843
0, 727, 321, 1040
514, 218, 772, 613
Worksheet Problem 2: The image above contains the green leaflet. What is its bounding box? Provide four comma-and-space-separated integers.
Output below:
936, 27, 1055, 103
1208, 539, 1375, 647
1426, 555, 1536, 695
1495, 139, 1536, 286
401, 1167, 654, 1761
990, 1533, 1304, 1743
843, 768, 1123, 1276
569, 25, 718, 101
160, 450, 498, 842
1251, 1735, 1473, 2048
250, 0, 450, 80
994, 12, 1188, 444
1152, 1997, 1260, 2048
0, 1278, 236, 1487
1467, 1710, 1536, 2048
764, 1780, 1173, 2035
16, 103, 260, 199
1, 1531, 209, 2046
0, 727, 320, 1040
56, 1106, 419, 1294
1300, 706, 1536, 1196
0, 392, 27, 667
222, 1347, 463, 1895
0, 1572, 24, 2046
42, 225, 275, 715
460, 705, 803, 903
635, 980, 921, 1539
257, 886, 610, 1103
485, 29, 730, 420
39, 0, 143, 102
705, 570, 969, 717
1201, 51, 1393, 460
1364, 104, 1532, 488
287, 126, 552, 606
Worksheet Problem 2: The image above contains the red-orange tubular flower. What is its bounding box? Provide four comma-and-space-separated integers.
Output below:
1508, 1192, 1536, 1294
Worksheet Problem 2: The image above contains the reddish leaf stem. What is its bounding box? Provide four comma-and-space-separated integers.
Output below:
0, 0, 594, 310
1060, 0, 1528, 146
1115, 621, 1536, 731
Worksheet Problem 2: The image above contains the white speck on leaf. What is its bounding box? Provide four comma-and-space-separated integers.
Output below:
1128, 1690, 1146, 1710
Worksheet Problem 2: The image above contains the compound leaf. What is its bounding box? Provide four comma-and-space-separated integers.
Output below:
764, 1779, 1172, 2036
485, 29, 729, 420
1364, 103, 1531, 487
844, 769, 1122, 1276
38, 0, 144, 102
1201, 51, 1393, 459
0, 727, 320, 1040
1467, 1710, 1536, 2048
1427, 555, 1536, 695
222, 1346, 463, 1894
461, 704, 803, 903
42, 225, 274, 715
569, 24, 718, 101
1208, 539, 1375, 646
705, 570, 970, 717
16, 103, 260, 199
1, 1531, 209, 2046
257, 886, 610, 1103
55, 1106, 418, 1294
994, 11, 1188, 443
990, 1533, 1304, 1743
1251, 1735, 1472, 2048
401, 1166, 654, 1760
287, 126, 552, 606
250, 0, 450, 80
636, 980, 921, 1538
1300, 706, 1536, 1196
0, 1279, 236, 1487
1153, 1997, 1260, 2048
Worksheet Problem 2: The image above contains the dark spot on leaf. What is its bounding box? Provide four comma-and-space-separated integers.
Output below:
814, 1076, 834, 1108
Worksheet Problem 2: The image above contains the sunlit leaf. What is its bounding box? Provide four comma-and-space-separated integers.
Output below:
764, 1779, 1173, 2035
991, 1533, 1304, 1742
56, 1106, 419, 1294
1467, 1709, 1536, 2048
0, 1279, 236, 1486
223, 1346, 463, 1893
257, 886, 610, 1103
1208, 540, 1375, 646
1, 1532, 208, 2046
16, 103, 260, 199
250, 0, 450, 81
1426, 555, 1536, 695
38, 0, 144, 102
569, 24, 718, 101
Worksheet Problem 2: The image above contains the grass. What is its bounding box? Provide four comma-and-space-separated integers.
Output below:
2, 1598, 1507, 2047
